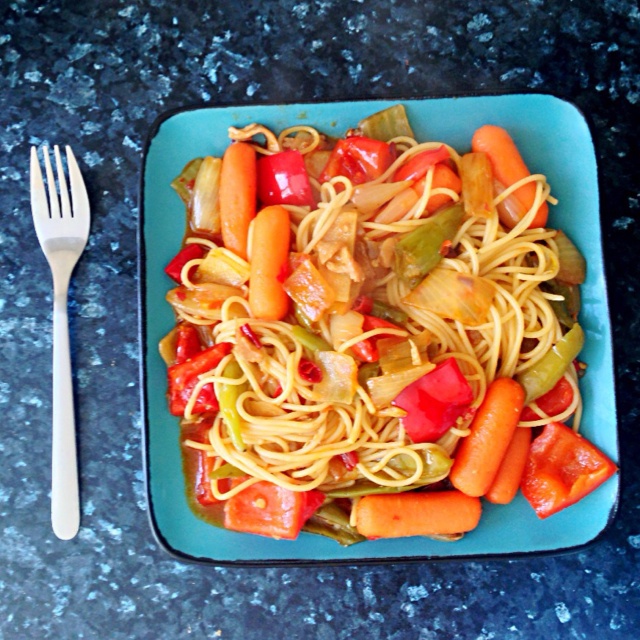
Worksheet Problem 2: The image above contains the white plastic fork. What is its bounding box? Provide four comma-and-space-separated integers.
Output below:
30, 145, 90, 540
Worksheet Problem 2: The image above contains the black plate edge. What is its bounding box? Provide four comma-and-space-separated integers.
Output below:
136, 90, 621, 568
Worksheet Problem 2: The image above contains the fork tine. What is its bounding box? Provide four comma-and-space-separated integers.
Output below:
42, 146, 61, 219
65, 146, 90, 219
54, 145, 72, 218
30, 146, 49, 222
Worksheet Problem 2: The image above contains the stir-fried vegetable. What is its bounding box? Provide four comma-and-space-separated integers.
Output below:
171, 157, 203, 205
319, 136, 395, 185
393, 203, 465, 287
520, 422, 617, 519
404, 267, 496, 326
460, 152, 495, 219
283, 256, 336, 322
515, 322, 584, 403
472, 125, 548, 228
357, 104, 415, 141
257, 150, 316, 208
218, 360, 248, 452
190, 156, 222, 234
315, 351, 359, 404
224, 480, 325, 540
355, 491, 482, 539
167, 342, 233, 416
392, 358, 474, 443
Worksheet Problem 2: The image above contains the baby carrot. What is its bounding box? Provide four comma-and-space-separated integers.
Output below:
413, 163, 462, 214
449, 377, 525, 497
249, 205, 291, 320
355, 490, 482, 539
484, 426, 532, 504
471, 125, 548, 228
219, 141, 257, 260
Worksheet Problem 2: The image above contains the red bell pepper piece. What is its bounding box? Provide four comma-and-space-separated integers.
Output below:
223, 480, 324, 540
300, 489, 326, 523
351, 294, 374, 314
520, 376, 574, 422
351, 315, 401, 363
319, 136, 395, 185
393, 145, 450, 183
167, 342, 233, 416
164, 243, 206, 284
392, 357, 474, 443
520, 421, 618, 519
195, 451, 218, 506
239, 323, 262, 349
339, 451, 359, 471
175, 323, 202, 364
257, 150, 316, 207
298, 358, 323, 383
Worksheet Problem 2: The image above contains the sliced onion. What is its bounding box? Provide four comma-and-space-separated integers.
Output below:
373, 187, 420, 224
351, 181, 410, 214
195, 248, 250, 287
403, 267, 496, 327
190, 156, 222, 234
378, 330, 431, 374
304, 149, 332, 182
314, 351, 358, 404
158, 326, 178, 366
555, 230, 586, 284
166, 283, 243, 319
460, 152, 494, 218
366, 362, 435, 409
282, 258, 336, 322
170, 158, 203, 205
329, 310, 364, 351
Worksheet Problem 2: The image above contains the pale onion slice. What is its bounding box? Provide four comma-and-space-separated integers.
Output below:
366, 362, 435, 410
460, 152, 494, 219
351, 181, 410, 214
378, 330, 431, 374
314, 351, 359, 404
329, 310, 364, 351
555, 230, 586, 284
190, 156, 222, 234
403, 267, 496, 327
195, 248, 250, 287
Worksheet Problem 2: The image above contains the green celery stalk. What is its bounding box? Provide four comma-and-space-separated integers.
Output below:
291, 325, 332, 352
371, 300, 408, 324
218, 360, 248, 451
393, 203, 465, 288
302, 503, 365, 546
516, 323, 585, 403
358, 104, 415, 142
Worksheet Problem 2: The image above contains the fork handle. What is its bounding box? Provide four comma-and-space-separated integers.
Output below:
51, 284, 80, 540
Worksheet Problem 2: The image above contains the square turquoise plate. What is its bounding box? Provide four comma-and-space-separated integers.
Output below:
139, 94, 619, 565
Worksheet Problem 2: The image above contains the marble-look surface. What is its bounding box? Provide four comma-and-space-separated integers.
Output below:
1, 1, 639, 638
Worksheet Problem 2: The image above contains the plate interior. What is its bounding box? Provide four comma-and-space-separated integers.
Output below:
140, 94, 619, 564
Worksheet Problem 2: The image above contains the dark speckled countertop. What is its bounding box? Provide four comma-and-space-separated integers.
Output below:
1, 1, 639, 638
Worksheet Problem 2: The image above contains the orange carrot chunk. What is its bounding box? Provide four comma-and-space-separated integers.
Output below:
484, 426, 532, 504
249, 205, 291, 320
471, 125, 548, 228
219, 141, 257, 260
449, 377, 525, 497
355, 490, 482, 539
